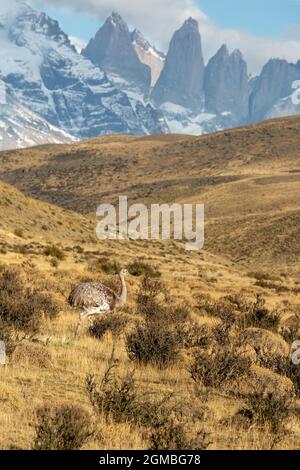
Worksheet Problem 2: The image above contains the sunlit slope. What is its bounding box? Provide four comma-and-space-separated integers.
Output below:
0, 116, 299, 269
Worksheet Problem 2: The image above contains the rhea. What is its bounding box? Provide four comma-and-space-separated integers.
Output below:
68, 268, 129, 335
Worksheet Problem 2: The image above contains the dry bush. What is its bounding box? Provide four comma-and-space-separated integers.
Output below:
136, 275, 165, 320
126, 320, 180, 368
14, 228, 24, 238
136, 275, 190, 324
89, 314, 128, 340
86, 361, 172, 427
0, 268, 59, 351
196, 294, 236, 324
240, 392, 292, 434
149, 418, 209, 451
212, 322, 236, 346
34, 403, 94, 450
238, 304, 280, 332
127, 275, 190, 368
237, 328, 290, 369
86, 362, 138, 424
176, 322, 213, 349
127, 260, 161, 278
190, 346, 252, 389
86, 361, 208, 448
11, 342, 53, 368
44, 245, 65, 260
264, 357, 300, 397
198, 292, 280, 333
95, 257, 121, 275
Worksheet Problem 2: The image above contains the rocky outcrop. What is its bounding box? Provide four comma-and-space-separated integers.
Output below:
82, 12, 151, 91
0, 3, 166, 146
131, 29, 165, 86
249, 59, 300, 122
204, 45, 249, 123
151, 17, 205, 111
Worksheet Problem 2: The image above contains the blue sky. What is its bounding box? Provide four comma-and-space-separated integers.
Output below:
197, 0, 300, 37
39, 0, 300, 41
30, 0, 300, 74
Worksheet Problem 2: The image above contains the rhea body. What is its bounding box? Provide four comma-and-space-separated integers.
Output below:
68, 269, 129, 334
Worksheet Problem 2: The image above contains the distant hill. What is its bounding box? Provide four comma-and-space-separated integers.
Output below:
1, 116, 299, 270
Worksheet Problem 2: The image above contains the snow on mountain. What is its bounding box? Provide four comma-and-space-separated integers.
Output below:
266, 82, 300, 120
0, 79, 75, 150
0, 3, 299, 147
131, 29, 165, 87
0, 1, 166, 145
249, 59, 300, 123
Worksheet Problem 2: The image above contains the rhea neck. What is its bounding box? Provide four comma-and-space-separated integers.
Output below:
116, 273, 127, 308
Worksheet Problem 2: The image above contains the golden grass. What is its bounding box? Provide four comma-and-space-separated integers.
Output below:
0, 117, 300, 449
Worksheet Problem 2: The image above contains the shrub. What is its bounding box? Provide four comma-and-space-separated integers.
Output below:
0, 268, 59, 350
136, 276, 165, 320
86, 361, 173, 427
96, 257, 120, 275
127, 260, 161, 278
34, 403, 94, 450
86, 361, 206, 447
126, 320, 179, 368
89, 314, 128, 340
190, 346, 251, 389
175, 322, 212, 349
266, 357, 300, 397
44, 245, 65, 261
196, 294, 235, 323
239, 305, 280, 332
14, 228, 24, 238
149, 419, 209, 450
240, 392, 291, 434
86, 362, 138, 424
212, 323, 234, 346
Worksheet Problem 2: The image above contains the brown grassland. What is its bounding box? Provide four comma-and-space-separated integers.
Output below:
0, 116, 299, 450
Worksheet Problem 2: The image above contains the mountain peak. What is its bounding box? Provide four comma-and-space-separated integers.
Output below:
204, 43, 248, 122
231, 48, 243, 60
151, 16, 204, 110
131, 29, 150, 50
218, 44, 229, 56
183, 17, 199, 29
82, 13, 151, 90
109, 11, 125, 27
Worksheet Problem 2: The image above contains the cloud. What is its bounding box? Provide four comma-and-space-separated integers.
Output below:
31, 0, 300, 75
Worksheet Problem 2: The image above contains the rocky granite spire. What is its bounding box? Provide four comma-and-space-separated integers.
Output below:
249, 59, 300, 122
151, 17, 205, 110
82, 12, 151, 91
204, 45, 249, 123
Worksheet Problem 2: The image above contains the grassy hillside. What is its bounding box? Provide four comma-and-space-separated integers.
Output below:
0, 117, 300, 450
0, 116, 299, 271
